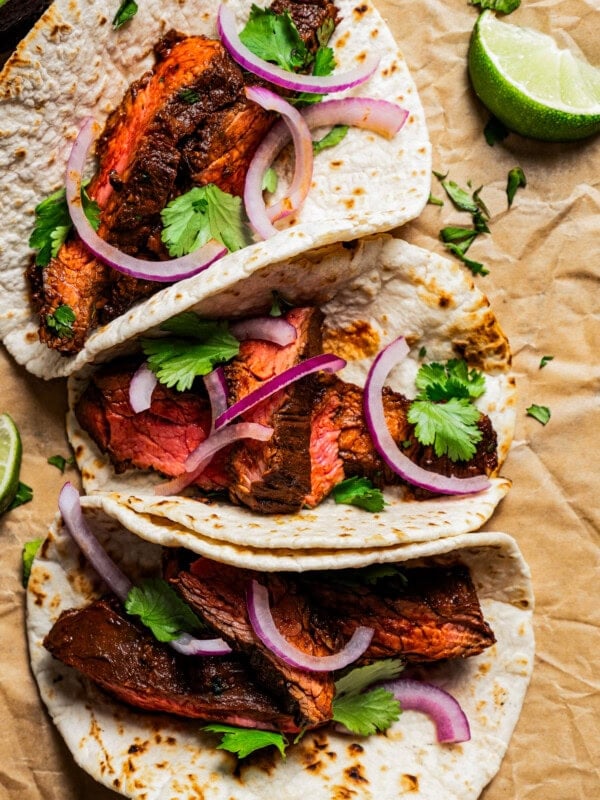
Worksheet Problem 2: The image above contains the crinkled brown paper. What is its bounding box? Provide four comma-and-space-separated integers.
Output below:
0, 0, 598, 797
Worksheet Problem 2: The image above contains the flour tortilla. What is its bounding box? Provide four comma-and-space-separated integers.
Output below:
0, 0, 430, 379
27, 499, 534, 800
67, 236, 516, 550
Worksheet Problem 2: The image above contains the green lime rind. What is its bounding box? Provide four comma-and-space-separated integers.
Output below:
468, 11, 600, 142
0, 413, 23, 514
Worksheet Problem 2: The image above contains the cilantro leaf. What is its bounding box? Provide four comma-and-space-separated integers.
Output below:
428, 193, 444, 206
113, 0, 138, 29
539, 355, 554, 369
22, 538, 43, 587
262, 167, 279, 193
203, 724, 288, 759
240, 5, 310, 72
408, 397, 483, 461
444, 244, 489, 276
47, 454, 74, 473
9, 482, 33, 511
335, 658, 405, 698
332, 687, 401, 736
312, 124, 349, 155
469, 0, 520, 13
29, 187, 72, 267
415, 360, 486, 401
526, 404, 551, 425
440, 180, 479, 213
142, 336, 239, 392
484, 115, 510, 146
46, 304, 76, 338
440, 226, 478, 252
161, 185, 251, 256
179, 88, 200, 104
332, 476, 385, 512
125, 578, 204, 642
507, 166, 527, 207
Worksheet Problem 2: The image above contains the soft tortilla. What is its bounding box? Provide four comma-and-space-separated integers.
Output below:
68, 236, 516, 550
27, 501, 534, 800
0, 0, 430, 379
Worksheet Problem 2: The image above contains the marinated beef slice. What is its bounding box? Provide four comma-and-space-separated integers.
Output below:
43, 596, 303, 732
301, 564, 496, 662
172, 559, 338, 728
32, 1, 341, 356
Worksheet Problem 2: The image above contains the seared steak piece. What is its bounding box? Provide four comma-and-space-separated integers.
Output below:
271, 0, 340, 52
44, 596, 303, 732
171, 558, 338, 728
74, 357, 229, 490
226, 306, 325, 513
302, 564, 496, 663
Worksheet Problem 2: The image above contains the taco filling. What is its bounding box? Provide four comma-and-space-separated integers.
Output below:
73, 305, 499, 513
43, 547, 495, 735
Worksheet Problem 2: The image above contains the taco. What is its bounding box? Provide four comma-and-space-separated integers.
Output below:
0, 0, 430, 379
27, 491, 534, 799
67, 235, 516, 549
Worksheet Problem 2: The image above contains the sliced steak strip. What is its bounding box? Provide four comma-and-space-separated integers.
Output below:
43, 596, 303, 732
171, 558, 338, 728
302, 564, 496, 662
271, 0, 340, 52
226, 306, 325, 513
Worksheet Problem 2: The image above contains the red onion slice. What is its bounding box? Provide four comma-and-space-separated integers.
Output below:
380, 678, 471, 743
58, 482, 132, 602
129, 362, 158, 413
203, 367, 229, 428
244, 86, 314, 239
247, 579, 373, 672
156, 422, 274, 494
58, 483, 231, 657
215, 353, 346, 430
364, 337, 490, 495
218, 5, 379, 93
66, 118, 227, 282
230, 316, 297, 346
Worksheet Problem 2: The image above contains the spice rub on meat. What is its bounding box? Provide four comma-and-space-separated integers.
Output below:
44, 555, 495, 731
30, 1, 341, 356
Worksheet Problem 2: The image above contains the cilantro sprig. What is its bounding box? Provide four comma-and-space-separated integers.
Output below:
332, 476, 386, 513
161, 185, 252, 256
203, 725, 288, 759
141, 315, 240, 392
407, 359, 486, 462
125, 578, 205, 642
332, 659, 404, 736
29, 184, 100, 267
22, 538, 43, 587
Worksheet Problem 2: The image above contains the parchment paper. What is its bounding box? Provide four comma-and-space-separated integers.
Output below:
0, 0, 598, 797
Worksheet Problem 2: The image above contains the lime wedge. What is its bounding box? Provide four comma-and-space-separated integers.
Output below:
468, 11, 600, 141
0, 413, 23, 514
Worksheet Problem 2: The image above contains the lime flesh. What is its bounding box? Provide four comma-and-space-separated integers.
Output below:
0, 413, 22, 514
468, 11, 600, 141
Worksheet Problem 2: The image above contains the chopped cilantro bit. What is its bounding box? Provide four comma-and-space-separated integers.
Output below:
418, 346, 427, 359
203, 724, 288, 759
332, 476, 385, 512
269, 290, 293, 317
82, 186, 101, 231
335, 658, 404, 698
408, 397, 483, 461
440, 180, 479, 213
46, 304, 76, 339
161, 184, 251, 256
415, 359, 486, 401
47, 454, 74, 473
484, 115, 510, 146
539, 355, 554, 369
142, 317, 239, 392
312, 124, 349, 155
332, 687, 401, 736
440, 226, 478, 251
527, 404, 551, 425
22, 538, 43, 587
125, 578, 204, 642
316, 17, 336, 46
262, 167, 278, 193
240, 5, 310, 72
293, 44, 336, 105
179, 88, 200, 104
469, 0, 520, 13
113, 0, 138, 29
432, 169, 448, 180
428, 193, 444, 206
472, 187, 491, 221
507, 166, 527, 207
445, 243, 489, 276
9, 482, 33, 511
